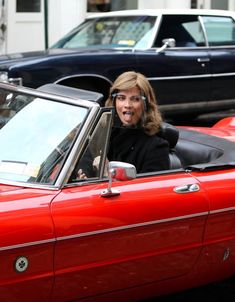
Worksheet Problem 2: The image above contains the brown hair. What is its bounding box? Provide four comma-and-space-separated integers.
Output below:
105, 71, 162, 136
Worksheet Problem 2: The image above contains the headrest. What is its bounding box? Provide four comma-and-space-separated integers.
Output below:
159, 122, 179, 149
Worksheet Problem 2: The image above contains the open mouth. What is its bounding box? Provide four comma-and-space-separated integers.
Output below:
123, 111, 133, 116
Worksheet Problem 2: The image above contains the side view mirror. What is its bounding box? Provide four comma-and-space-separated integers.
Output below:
101, 161, 136, 197
156, 38, 176, 53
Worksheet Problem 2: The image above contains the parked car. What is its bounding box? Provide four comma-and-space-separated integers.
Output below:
1, 9, 235, 118
1, 82, 235, 301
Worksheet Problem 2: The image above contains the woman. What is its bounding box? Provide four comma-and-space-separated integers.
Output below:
105, 71, 170, 173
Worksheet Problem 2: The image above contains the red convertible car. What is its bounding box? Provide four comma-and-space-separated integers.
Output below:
0, 82, 235, 302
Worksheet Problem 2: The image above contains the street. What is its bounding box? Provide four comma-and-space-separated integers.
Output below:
146, 275, 235, 301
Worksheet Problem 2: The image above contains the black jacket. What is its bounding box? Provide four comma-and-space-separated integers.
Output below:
108, 126, 170, 173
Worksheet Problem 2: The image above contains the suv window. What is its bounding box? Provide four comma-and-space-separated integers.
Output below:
202, 16, 235, 46
154, 15, 206, 47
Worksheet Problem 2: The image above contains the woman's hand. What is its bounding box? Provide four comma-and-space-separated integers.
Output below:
93, 155, 109, 176
77, 168, 87, 179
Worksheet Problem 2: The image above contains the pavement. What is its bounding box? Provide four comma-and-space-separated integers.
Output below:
147, 275, 235, 301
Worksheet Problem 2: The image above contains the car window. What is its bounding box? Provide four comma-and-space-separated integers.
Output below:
69, 111, 112, 182
154, 15, 206, 47
202, 16, 235, 46
52, 16, 156, 49
0, 93, 89, 184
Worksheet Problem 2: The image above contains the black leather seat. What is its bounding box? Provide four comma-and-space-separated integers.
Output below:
159, 123, 182, 169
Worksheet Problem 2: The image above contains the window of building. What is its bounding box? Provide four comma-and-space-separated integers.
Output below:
87, 0, 137, 13
16, 0, 41, 13
191, 0, 197, 9
211, 0, 228, 10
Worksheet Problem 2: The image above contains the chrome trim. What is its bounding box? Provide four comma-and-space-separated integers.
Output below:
0, 238, 56, 252
174, 183, 200, 193
0, 178, 60, 190
14, 256, 29, 273
198, 15, 209, 47
55, 68, 235, 85
148, 74, 212, 81
0, 82, 97, 107
0, 212, 208, 252
55, 105, 100, 188
210, 206, 235, 215
55, 73, 113, 85
197, 57, 210, 63
212, 72, 235, 77
209, 45, 235, 49
223, 248, 230, 261
57, 211, 209, 242
148, 71, 235, 81
58, 109, 113, 187
147, 15, 161, 49
3, 206, 235, 252
0, 81, 99, 190
8, 77, 23, 86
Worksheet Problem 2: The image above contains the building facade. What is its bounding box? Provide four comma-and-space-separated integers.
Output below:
1, 0, 235, 54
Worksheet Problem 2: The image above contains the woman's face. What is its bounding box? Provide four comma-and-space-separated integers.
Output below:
115, 87, 144, 126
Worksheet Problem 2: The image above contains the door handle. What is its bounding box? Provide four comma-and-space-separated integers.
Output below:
174, 183, 200, 194
197, 57, 210, 63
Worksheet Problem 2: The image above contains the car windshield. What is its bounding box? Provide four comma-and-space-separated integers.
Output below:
51, 15, 157, 49
0, 90, 89, 184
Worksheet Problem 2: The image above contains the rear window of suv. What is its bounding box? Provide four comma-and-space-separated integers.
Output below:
202, 16, 235, 46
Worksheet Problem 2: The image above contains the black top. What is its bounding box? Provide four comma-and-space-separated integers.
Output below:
108, 126, 170, 173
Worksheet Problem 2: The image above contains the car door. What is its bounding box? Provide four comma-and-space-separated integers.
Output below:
135, 14, 211, 116
192, 169, 235, 281
0, 186, 57, 302
51, 170, 209, 301
201, 15, 235, 111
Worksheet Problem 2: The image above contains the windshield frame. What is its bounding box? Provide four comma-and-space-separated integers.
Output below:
0, 82, 101, 190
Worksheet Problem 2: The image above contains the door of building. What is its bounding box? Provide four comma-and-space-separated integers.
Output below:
0, 0, 6, 54
5, 0, 45, 54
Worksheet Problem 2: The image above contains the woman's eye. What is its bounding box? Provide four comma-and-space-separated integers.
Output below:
117, 95, 126, 101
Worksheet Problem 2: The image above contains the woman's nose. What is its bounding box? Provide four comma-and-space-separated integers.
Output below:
123, 98, 132, 106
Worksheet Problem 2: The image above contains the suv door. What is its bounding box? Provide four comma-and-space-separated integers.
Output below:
201, 15, 235, 111
136, 14, 210, 117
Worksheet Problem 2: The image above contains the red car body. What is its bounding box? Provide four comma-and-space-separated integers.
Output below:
0, 83, 235, 302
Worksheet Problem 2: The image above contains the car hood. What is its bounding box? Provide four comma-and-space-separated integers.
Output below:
0, 47, 130, 67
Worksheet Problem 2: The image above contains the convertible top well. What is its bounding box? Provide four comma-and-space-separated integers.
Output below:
159, 120, 235, 172
176, 128, 235, 170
